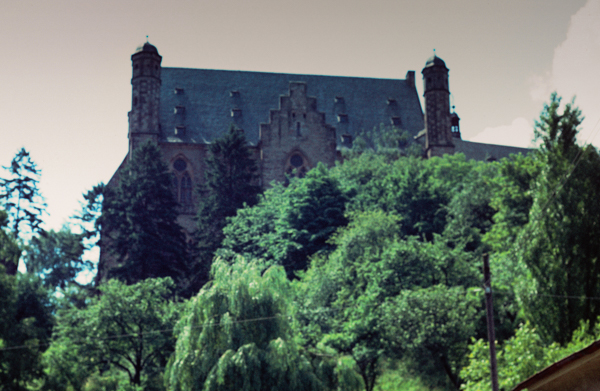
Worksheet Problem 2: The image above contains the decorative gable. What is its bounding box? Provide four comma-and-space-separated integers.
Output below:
259, 82, 336, 185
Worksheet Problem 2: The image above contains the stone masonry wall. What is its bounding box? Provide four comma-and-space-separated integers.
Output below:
259, 82, 337, 185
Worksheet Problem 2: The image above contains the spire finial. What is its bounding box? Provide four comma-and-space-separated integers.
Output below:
146, 35, 149, 43
433, 48, 436, 56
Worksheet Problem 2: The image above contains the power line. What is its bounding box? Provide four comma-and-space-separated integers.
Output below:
0, 307, 337, 353
0, 313, 290, 353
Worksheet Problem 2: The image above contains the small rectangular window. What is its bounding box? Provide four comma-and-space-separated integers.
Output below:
337, 114, 348, 124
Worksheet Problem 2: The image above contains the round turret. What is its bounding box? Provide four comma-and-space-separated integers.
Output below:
135, 42, 159, 54
129, 42, 162, 152
422, 54, 449, 93
422, 54, 453, 157
424, 55, 447, 69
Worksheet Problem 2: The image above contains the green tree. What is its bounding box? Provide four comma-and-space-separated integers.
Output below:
72, 183, 105, 249
0, 148, 46, 239
219, 163, 348, 276
296, 210, 480, 391
460, 321, 600, 391
100, 141, 189, 287
0, 272, 54, 391
165, 257, 361, 391
0, 149, 46, 275
44, 277, 179, 390
0, 210, 21, 280
381, 286, 478, 390
332, 152, 474, 241
194, 127, 261, 289
24, 228, 90, 290
517, 93, 600, 344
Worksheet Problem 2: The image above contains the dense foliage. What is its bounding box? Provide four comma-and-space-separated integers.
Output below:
100, 141, 190, 287
219, 163, 348, 276
44, 278, 179, 390
165, 258, 361, 391
195, 128, 261, 273
3, 94, 600, 390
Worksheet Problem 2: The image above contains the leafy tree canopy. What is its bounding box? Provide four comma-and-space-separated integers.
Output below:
332, 152, 474, 241
219, 163, 348, 276
165, 257, 361, 391
461, 321, 600, 391
44, 277, 179, 390
0, 272, 54, 391
24, 228, 90, 290
295, 210, 480, 391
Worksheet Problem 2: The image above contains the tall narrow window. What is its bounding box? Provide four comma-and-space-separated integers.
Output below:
172, 176, 179, 200
180, 172, 192, 205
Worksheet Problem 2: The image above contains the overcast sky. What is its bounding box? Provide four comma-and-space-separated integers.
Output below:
0, 0, 598, 232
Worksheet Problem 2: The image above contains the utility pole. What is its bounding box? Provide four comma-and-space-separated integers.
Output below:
483, 253, 499, 391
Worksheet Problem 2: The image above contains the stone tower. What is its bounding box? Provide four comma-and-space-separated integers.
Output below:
128, 42, 162, 153
422, 55, 454, 157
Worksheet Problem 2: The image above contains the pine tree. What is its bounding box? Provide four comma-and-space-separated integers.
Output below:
100, 141, 189, 286
194, 127, 260, 287
0, 148, 46, 240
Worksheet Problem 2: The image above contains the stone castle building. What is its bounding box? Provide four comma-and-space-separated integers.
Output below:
109, 42, 529, 234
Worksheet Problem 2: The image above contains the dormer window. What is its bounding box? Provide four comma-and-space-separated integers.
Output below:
174, 106, 185, 114
175, 125, 186, 136
174, 87, 184, 95
391, 117, 401, 126
341, 134, 353, 146
337, 114, 349, 124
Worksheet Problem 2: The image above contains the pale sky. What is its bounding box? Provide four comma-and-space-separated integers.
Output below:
0, 0, 598, 232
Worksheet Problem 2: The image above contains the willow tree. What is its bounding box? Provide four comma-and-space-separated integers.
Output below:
165, 258, 361, 391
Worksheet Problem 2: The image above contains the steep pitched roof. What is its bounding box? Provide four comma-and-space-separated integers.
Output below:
513, 340, 600, 391
452, 139, 532, 161
158, 68, 424, 145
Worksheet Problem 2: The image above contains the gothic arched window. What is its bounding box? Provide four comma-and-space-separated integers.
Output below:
172, 157, 193, 207
180, 172, 192, 205
285, 152, 310, 184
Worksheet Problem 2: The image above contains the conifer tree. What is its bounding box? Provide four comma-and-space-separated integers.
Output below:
194, 127, 260, 287
519, 93, 600, 344
0, 148, 46, 240
100, 141, 189, 286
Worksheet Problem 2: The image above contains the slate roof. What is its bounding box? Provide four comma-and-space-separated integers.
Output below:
158, 68, 424, 146
452, 139, 532, 161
